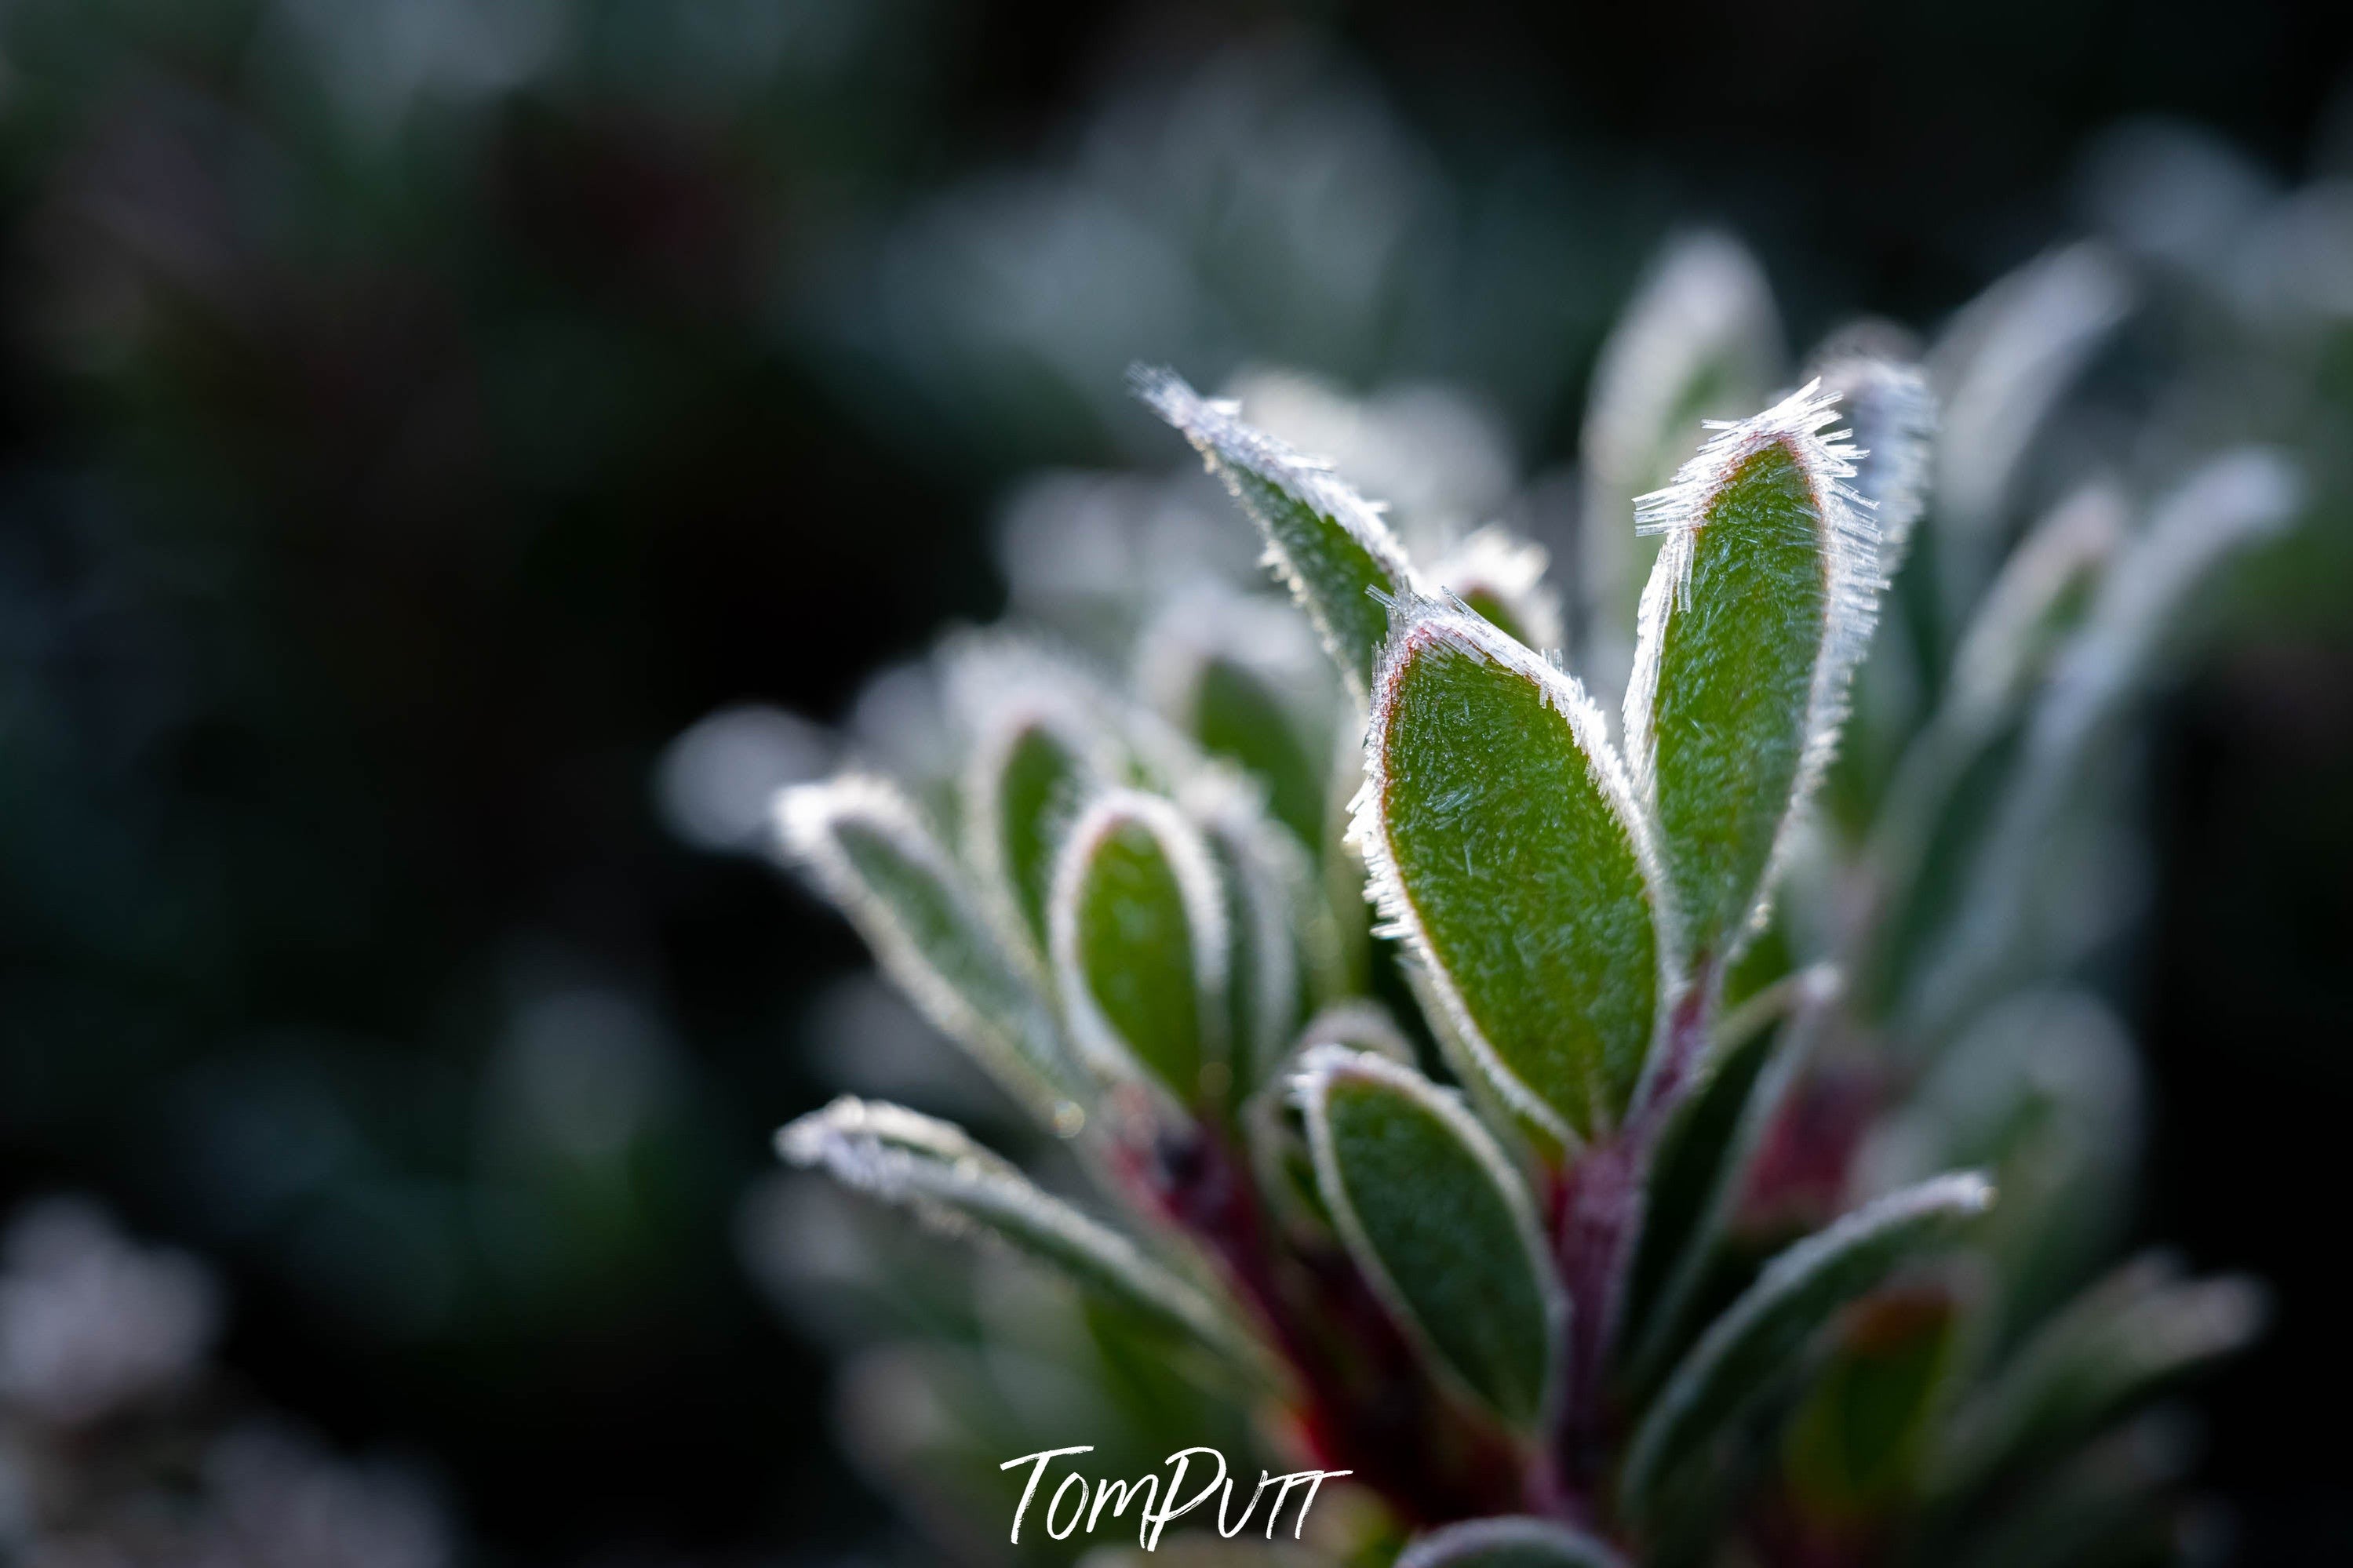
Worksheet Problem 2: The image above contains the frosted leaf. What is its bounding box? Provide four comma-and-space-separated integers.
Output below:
1292, 1046, 1564, 1428
778, 1097, 1241, 1355
1623, 382, 1878, 976
1133, 365, 1422, 698
1619, 1173, 1994, 1523
1048, 789, 1232, 1108
1220, 367, 1519, 554
1136, 585, 1338, 852
1580, 231, 1784, 705
1431, 525, 1564, 653
1357, 595, 1666, 1146
1810, 345, 1937, 580
775, 774, 1084, 1121
1178, 770, 1329, 1094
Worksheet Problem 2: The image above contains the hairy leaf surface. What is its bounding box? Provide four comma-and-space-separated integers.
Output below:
1295, 1047, 1561, 1427
1626, 384, 1876, 975
1360, 599, 1662, 1144
1134, 366, 1418, 695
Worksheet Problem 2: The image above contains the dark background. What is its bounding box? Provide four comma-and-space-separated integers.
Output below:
2, 1, 2348, 1562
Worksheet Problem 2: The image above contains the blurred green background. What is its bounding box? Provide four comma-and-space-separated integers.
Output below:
2, 1, 2349, 1562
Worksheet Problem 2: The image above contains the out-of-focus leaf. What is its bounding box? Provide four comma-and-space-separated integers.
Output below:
778, 1097, 1243, 1356
1812, 339, 1938, 582
1580, 232, 1784, 700
1293, 999, 1419, 1068
1931, 1254, 2266, 1506
1134, 366, 1419, 697
1929, 243, 2134, 547
1294, 1047, 1562, 1428
1910, 449, 2301, 1035
1138, 588, 1336, 852
777, 777, 1084, 1121
1051, 790, 1231, 1108
1396, 1515, 1630, 1568
1856, 486, 2125, 1022
1619, 967, 1834, 1393
1181, 773, 1324, 1095
1357, 596, 1663, 1147
1781, 1289, 1961, 1522
1856, 989, 2142, 1340
1940, 1413, 2198, 1568
1619, 1172, 1994, 1524
1625, 384, 1879, 977
1433, 526, 1564, 652
964, 694, 1120, 961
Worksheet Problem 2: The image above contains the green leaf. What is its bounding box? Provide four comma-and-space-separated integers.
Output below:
1619, 1171, 1993, 1524
778, 777, 1084, 1122
1625, 383, 1879, 977
778, 1097, 1243, 1356
1433, 526, 1564, 652
1133, 366, 1419, 697
1397, 1516, 1630, 1568
1295, 1046, 1563, 1428
1360, 596, 1663, 1146
1051, 789, 1229, 1107
1138, 588, 1336, 853
963, 697, 1117, 962
1781, 1290, 1961, 1522
1182, 773, 1322, 1097
1619, 967, 1833, 1393
1931, 1254, 2266, 1505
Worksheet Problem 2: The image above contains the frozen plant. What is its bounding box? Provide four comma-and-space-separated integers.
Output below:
762, 234, 2294, 1567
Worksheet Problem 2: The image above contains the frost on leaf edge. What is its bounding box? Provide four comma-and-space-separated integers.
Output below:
1622, 380, 1881, 968
1290, 1044, 1567, 1429
1350, 595, 1677, 1148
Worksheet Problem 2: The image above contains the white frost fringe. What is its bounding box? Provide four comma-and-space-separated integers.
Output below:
1622, 380, 1881, 960
775, 773, 1078, 1115
1047, 788, 1233, 1101
1289, 1045, 1565, 1425
1131, 365, 1423, 691
1348, 593, 1674, 1146
778, 1095, 1235, 1350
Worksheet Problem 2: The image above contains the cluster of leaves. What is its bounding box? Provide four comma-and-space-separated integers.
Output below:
767, 231, 2294, 1568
